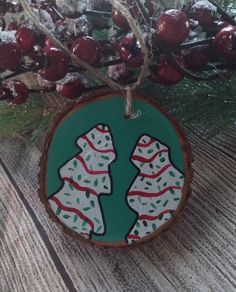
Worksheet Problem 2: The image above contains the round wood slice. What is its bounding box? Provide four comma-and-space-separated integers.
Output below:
39, 90, 193, 247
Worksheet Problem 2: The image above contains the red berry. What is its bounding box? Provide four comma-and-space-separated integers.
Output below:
8, 21, 18, 31
0, 42, 21, 70
56, 74, 85, 99
156, 9, 190, 47
112, 9, 129, 30
214, 26, 236, 61
44, 36, 55, 48
151, 57, 184, 85
119, 37, 143, 68
1, 80, 28, 105
16, 27, 37, 53
38, 47, 69, 81
191, 3, 214, 26
185, 46, 209, 70
108, 63, 133, 83
71, 36, 102, 65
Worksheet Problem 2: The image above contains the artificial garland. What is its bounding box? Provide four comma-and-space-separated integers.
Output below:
0, 0, 235, 141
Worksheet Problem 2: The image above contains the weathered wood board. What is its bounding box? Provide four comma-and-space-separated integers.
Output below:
0, 125, 236, 292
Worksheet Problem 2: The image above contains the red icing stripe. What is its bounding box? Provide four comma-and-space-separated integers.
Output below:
75, 155, 108, 175
96, 126, 109, 134
63, 177, 98, 196
127, 234, 141, 239
139, 210, 174, 221
132, 149, 168, 163
81, 135, 115, 154
128, 186, 182, 197
139, 164, 171, 179
137, 139, 156, 148
50, 196, 95, 229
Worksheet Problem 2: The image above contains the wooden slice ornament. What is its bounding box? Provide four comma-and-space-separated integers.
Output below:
39, 91, 193, 247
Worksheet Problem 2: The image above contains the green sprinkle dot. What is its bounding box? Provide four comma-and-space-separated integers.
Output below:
56, 207, 61, 215
163, 200, 169, 207
63, 215, 70, 219
169, 171, 175, 177
83, 207, 91, 211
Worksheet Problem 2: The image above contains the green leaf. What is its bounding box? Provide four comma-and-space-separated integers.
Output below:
73, 160, 78, 168
91, 133, 95, 140
152, 223, 156, 231
76, 197, 80, 204
86, 191, 90, 198
147, 149, 154, 154
98, 163, 104, 167
73, 215, 78, 223
64, 193, 71, 196
105, 135, 110, 141
102, 176, 106, 183
77, 175, 81, 181
90, 200, 95, 208
69, 184, 74, 191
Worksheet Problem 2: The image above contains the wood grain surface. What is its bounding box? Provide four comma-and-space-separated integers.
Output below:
0, 124, 236, 292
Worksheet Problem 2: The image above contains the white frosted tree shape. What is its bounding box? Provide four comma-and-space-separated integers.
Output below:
49, 124, 116, 239
126, 135, 184, 244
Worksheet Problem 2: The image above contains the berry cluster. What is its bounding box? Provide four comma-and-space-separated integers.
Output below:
0, 0, 235, 105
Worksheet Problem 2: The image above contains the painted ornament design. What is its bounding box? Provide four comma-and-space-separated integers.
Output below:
49, 124, 116, 239
126, 135, 184, 244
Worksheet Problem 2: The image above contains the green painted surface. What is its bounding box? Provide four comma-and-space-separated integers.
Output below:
46, 96, 185, 243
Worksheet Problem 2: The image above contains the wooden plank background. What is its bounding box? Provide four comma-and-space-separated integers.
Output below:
0, 124, 236, 292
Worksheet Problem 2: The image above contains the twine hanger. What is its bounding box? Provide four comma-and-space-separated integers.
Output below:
19, 0, 150, 118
